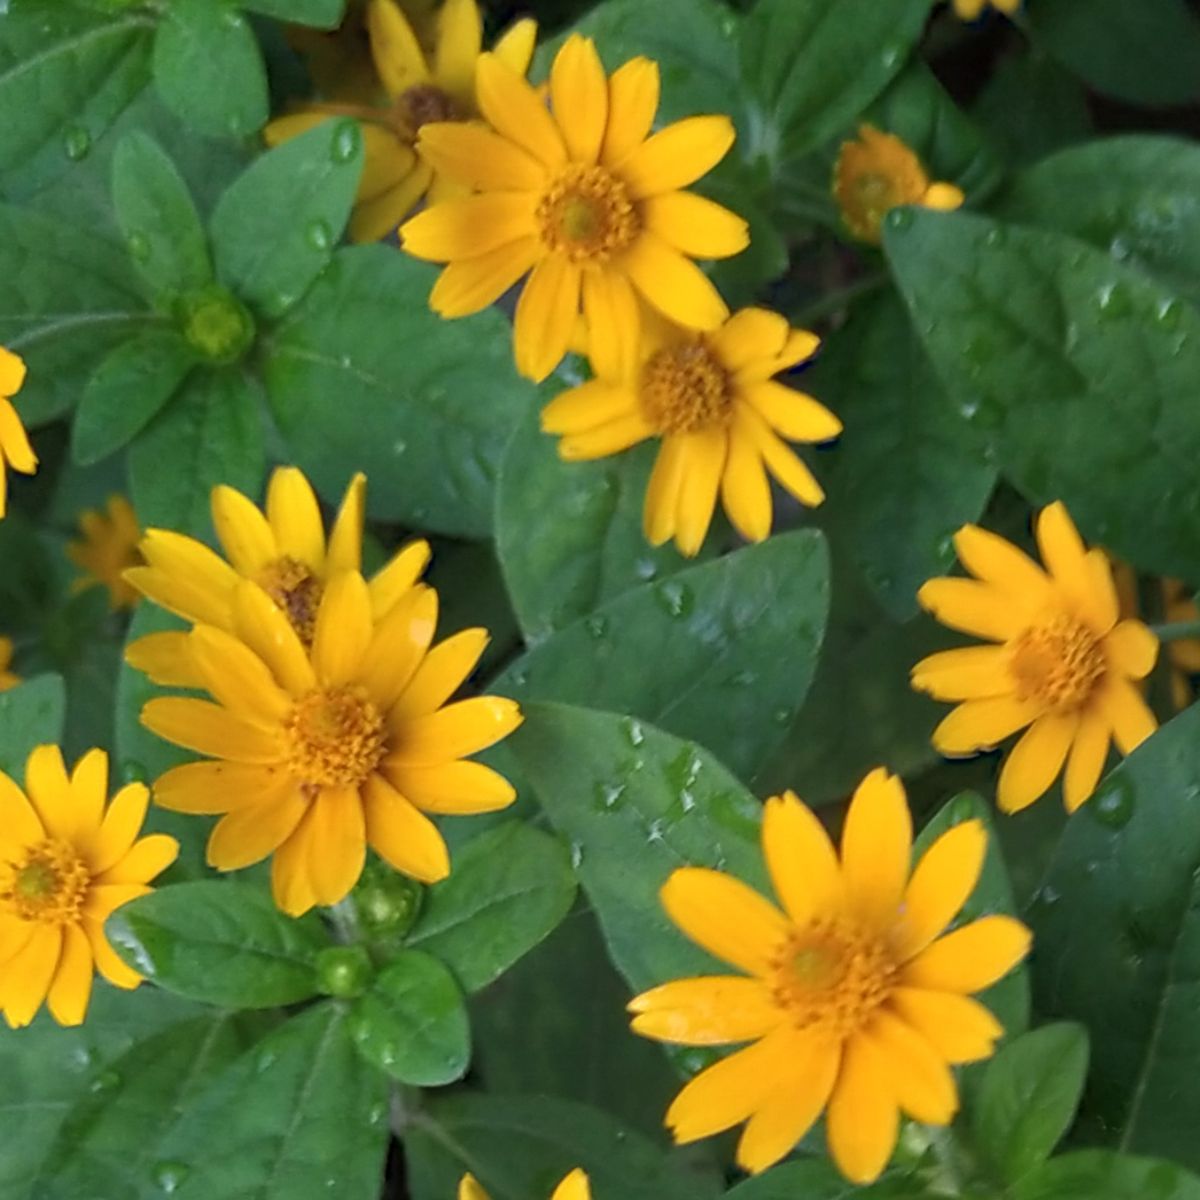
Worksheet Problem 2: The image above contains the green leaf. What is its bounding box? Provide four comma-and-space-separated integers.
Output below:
510, 702, 766, 991
34, 1012, 270, 1200
0, 674, 66, 780
128, 367, 265, 536
404, 1093, 715, 1200
152, 1003, 389, 1200
408, 822, 576, 993
724, 1160, 886, 1199
1027, 0, 1200, 107
814, 292, 995, 619
0, 5, 152, 199
152, 0, 268, 138
996, 136, 1200, 305
1013, 1151, 1200, 1200
497, 531, 829, 782
347, 949, 470, 1086
71, 328, 195, 464
210, 117, 363, 319
110, 131, 211, 296
883, 208, 1200, 582
264, 245, 535, 537
740, 0, 932, 159
106, 881, 329, 1008
971, 1023, 1089, 1185
1030, 704, 1200, 1167
243, 0, 344, 27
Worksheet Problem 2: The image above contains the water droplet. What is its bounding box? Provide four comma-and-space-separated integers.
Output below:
269, 290, 298, 315
62, 125, 91, 161
1096, 281, 1133, 319
728, 669, 756, 687
584, 614, 609, 639
1089, 775, 1135, 829
622, 716, 644, 747
646, 818, 666, 845
119, 759, 148, 785
256, 1048, 278, 1073
368, 1100, 388, 1127
338, 353, 352, 369
880, 42, 903, 69
935, 532, 957, 565
1038, 884, 1061, 908
509, 668, 529, 688
153, 1161, 190, 1194
392, 438, 407, 456
569, 841, 584, 869
984, 226, 1005, 249
69, 1045, 95, 1071
1109, 235, 1132, 262
885, 207, 914, 234
1155, 298, 1183, 329
126, 232, 150, 263
306, 218, 332, 252
772, 706, 791, 726
654, 579, 693, 618
594, 781, 625, 811
222, 8, 245, 28
330, 119, 361, 163
634, 557, 658, 581
950, 794, 976, 823
680, 789, 696, 814
89, 1069, 121, 1095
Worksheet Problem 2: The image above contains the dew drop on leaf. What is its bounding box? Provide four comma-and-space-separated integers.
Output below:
152, 1161, 191, 1194
654, 579, 692, 618
622, 716, 644, 746
306, 219, 332, 252
62, 125, 91, 161
584, 614, 608, 639
330, 119, 362, 163
89, 1069, 121, 1095
1089, 776, 1135, 829
126, 233, 150, 263
885, 207, 914, 234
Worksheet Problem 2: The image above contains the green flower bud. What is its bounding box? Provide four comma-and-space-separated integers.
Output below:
177, 284, 256, 364
316, 945, 374, 999
352, 864, 424, 938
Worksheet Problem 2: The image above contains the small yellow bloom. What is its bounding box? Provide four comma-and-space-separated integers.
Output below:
267, 0, 538, 242
67, 495, 142, 611
629, 770, 1029, 1183
833, 125, 964, 246
460, 1169, 590, 1200
0, 636, 20, 691
0, 347, 38, 519
953, 0, 1020, 19
124, 467, 429, 688
401, 34, 749, 383
0, 745, 178, 1027
142, 570, 522, 916
541, 307, 838, 556
913, 502, 1159, 814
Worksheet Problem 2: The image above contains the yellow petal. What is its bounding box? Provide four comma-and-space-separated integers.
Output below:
392, 628, 488, 720
825, 1035, 899, 1185
841, 768, 911, 931
1035, 501, 1088, 587
136, 529, 239, 624
550, 1170, 591, 1200
211, 485, 277, 575
673, 428, 726, 557
312, 571, 373, 686
388, 696, 523, 765
97, 833, 178, 886
363, 775, 451, 881
86, 783, 149, 874
911, 645, 1011, 702
550, 35, 608, 164
997, 712, 1077, 814
1101, 676, 1157, 756
188, 624, 292, 724
742, 381, 842, 444
0, 772, 43, 846
207, 789, 307, 870
308, 785, 367, 906
358, 127, 417, 203
643, 436, 686, 547
953, 523, 1050, 599
271, 808, 317, 917
932, 695, 1038, 756
433, 0, 482, 105
0, 397, 36, 473
903, 915, 1031, 993
84, 917, 141, 989
916, 577, 1026, 642
541, 380, 637, 435
84, 882, 150, 922
720, 425, 772, 544
643, 191, 748, 259
762, 790, 842, 926
351, 161, 433, 242
1063, 710, 1111, 813
923, 181, 965, 210
154, 761, 289, 815
427, 234, 541, 317
888, 987, 1003, 1064
417, 121, 546, 192
622, 233, 727, 331
123, 631, 203, 689
231, 580, 316, 697
708, 308, 790, 371
659, 867, 789, 976
1082, 547, 1119, 633
25, 744, 72, 841
384, 760, 516, 814
580, 270, 641, 382
327, 473, 366, 574
266, 467, 325, 570
362, 585, 439, 710
628, 975, 783, 1045
475, 52, 566, 169
459, 1175, 491, 1200
369, 539, 432, 618
400, 193, 537, 260
558, 412, 655, 461
0, 347, 28, 397
141, 698, 282, 764
46, 924, 93, 1027
618, 115, 735, 196
492, 17, 537, 76
739, 407, 824, 507
3, 926, 61, 1029
368, 0, 430, 97
865, 1010, 957, 1124
514, 255, 582, 383
1106, 619, 1159, 680
602, 56, 659, 165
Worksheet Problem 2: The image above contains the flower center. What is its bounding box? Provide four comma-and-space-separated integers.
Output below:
257, 557, 325, 647
2, 839, 90, 925
397, 84, 462, 132
640, 340, 734, 434
283, 685, 386, 789
1009, 614, 1107, 711
769, 918, 897, 1039
851, 171, 902, 229
536, 165, 640, 263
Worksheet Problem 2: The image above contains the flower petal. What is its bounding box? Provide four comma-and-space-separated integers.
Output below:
917, 577, 1027, 642
911, 645, 1012, 701
0, 772, 42, 846
1106, 619, 1159, 680
742, 381, 841, 444
550, 1170, 591, 1200
1102, 676, 1157, 756
1063, 710, 1111, 814
433, 0, 482, 104
308, 785, 366, 906
188, 625, 291, 724
888, 987, 1003, 1064
141, 698, 282, 764
618, 115, 735, 196
327, 473, 366, 574
417, 121, 545, 192
388, 697, 523, 765
266, 468, 325, 571
312, 571, 373, 686
97, 834, 179, 886
231, 580, 316, 697
400, 193, 537, 260
602, 57, 659, 165
643, 436, 687, 547
1035, 501, 1088, 587
720, 426, 772, 544
368, 0, 430, 97
2, 926, 62, 1028
762, 791, 842, 927
46, 924, 93, 1027
825, 1035, 899, 1185
628, 976, 783, 1045
673, 428, 726, 557
513, 255, 582, 382
363, 775, 451, 882
739, 407, 825, 506
997, 711, 1077, 814
550, 35, 608, 164
154, 761, 289, 816
392, 628, 489, 720
69, 751, 112, 841
350, 160, 433, 242
643, 191, 748, 259
492, 17, 537, 76
864, 1009, 957, 1124
24, 745, 72, 841
211, 485, 276, 576
903, 915, 1031, 993
954, 523, 1051, 598
86, 783, 149, 873
123, 631, 202, 689
622, 233, 727, 331
384, 760, 516, 814
271, 809, 317, 917
581, 270, 641, 382
475, 51, 567, 169
84, 917, 141, 989
541, 380, 637, 435
558, 411, 655, 460
369, 539, 432, 618
841, 768, 911, 931
932, 695, 1038, 756
362, 584, 439, 711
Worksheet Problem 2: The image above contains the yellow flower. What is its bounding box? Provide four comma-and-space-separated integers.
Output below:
0, 636, 19, 692
266, 0, 538, 242
0, 347, 38, 518
541, 307, 839, 555
913, 502, 1159, 814
629, 770, 1029, 1183
833, 125, 964, 246
124, 467, 429, 688
400, 34, 749, 383
142, 571, 522, 916
0, 745, 178, 1027
953, 0, 1020, 19
67, 495, 142, 611
460, 1169, 589, 1200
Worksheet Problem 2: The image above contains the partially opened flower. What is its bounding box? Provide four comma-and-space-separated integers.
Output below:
953, 0, 1019, 19
541, 307, 839, 555
68, 495, 142, 611
143, 571, 521, 916
0, 746, 178, 1027
913, 502, 1159, 813
124, 467, 428, 687
460, 1169, 590, 1200
0, 346, 37, 518
629, 770, 1030, 1183
833, 125, 963, 246
267, 0, 537, 241
401, 34, 748, 382
0, 636, 20, 691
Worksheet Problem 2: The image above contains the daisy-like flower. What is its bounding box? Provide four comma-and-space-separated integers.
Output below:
400, 34, 749, 383
460, 1169, 589, 1200
912, 502, 1159, 814
629, 770, 1030, 1183
142, 571, 522, 916
0, 745, 178, 1027
68, 495, 142, 611
833, 125, 964, 246
124, 467, 428, 688
0, 346, 37, 518
266, 0, 537, 242
953, 0, 1019, 19
541, 307, 839, 556
0, 636, 20, 691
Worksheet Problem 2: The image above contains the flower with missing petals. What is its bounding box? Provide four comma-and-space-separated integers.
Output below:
0, 347, 37, 518
68, 495, 142, 611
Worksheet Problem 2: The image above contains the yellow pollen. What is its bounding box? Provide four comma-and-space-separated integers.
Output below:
640, 340, 734, 434
769, 918, 897, 1039
284, 685, 386, 789
851, 171, 901, 229
257, 557, 324, 647
397, 84, 462, 132
536, 165, 639, 262
1010, 614, 1107, 711
2, 839, 90, 925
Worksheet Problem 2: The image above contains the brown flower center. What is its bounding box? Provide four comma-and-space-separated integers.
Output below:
283, 686, 386, 789
536, 165, 640, 262
257, 557, 325, 647
2, 839, 90, 925
640, 340, 734, 434
1010, 614, 1107, 711
397, 83, 462, 132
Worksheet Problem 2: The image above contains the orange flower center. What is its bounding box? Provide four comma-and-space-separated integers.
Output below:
397, 83, 462, 132
257, 557, 325, 647
769, 918, 897, 1039
640, 340, 734, 434
284, 685, 386, 789
850, 171, 902, 229
3, 839, 90, 925
536, 165, 640, 262
1010, 614, 1106, 711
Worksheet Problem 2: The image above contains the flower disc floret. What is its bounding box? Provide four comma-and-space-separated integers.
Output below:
1010, 614, 1106, 711
285, 686, 386, 789
536, 164, 640, 262
640, 341, 733, 434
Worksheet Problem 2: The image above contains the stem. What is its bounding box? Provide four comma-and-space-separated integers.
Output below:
1151, 619, 1200, 643
790, 272, 889, 327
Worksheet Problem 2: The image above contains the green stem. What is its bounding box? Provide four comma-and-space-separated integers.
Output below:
1151, 620, 1200, 643
790, 272, 889, 327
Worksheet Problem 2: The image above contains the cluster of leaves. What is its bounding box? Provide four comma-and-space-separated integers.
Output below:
6, 0, 1200, 1197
